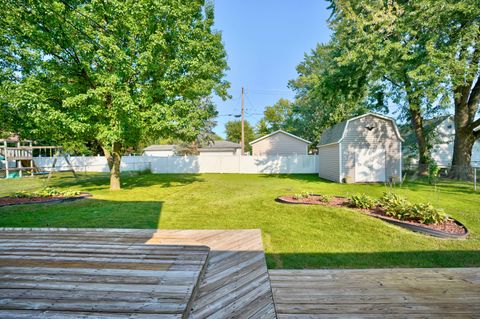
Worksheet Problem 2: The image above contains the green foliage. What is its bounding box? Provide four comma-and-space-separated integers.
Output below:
292, 191, 313, 200
379, 192, 446, 224
258, 99, 299, 135
12, 187, 80, 198
224, 120, 255, 152
289, 42, 371, 145
320, 194, 333, 203
0, 0, 229, 188
349, 194, 376, 209
428, 160, 440, 185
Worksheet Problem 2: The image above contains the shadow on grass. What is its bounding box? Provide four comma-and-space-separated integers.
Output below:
0, 198, 163, 229
43, 172, 204, 192
259, 174, 334, 184
266, 251, 480, 269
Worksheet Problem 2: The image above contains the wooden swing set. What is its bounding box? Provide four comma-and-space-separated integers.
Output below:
0, 137, 76, 179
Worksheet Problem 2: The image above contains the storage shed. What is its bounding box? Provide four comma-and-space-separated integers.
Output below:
250, 130, 311, 156
318, 113, 403, 183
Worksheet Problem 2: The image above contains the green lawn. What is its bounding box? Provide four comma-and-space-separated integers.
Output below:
1, 173, 479, 269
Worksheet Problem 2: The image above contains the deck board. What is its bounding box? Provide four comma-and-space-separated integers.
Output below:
0, 229, 209, 318
0, 228, 277, 319
148, 229, 277, 319
270, 268, 480, 318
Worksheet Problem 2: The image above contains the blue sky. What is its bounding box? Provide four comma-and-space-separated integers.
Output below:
212, 0, 332, 138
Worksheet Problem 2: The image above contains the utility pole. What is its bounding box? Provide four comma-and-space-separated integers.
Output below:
241, 86, 245, 156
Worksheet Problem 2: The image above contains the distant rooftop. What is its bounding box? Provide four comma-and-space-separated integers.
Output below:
199, 140, 241, 150
143, 144, 176, 151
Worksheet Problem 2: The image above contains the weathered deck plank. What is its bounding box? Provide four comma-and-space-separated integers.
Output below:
0, 229, 209, 318
0, 228, 277, 319
270, 268, 480, 318
148, 229, 277, 319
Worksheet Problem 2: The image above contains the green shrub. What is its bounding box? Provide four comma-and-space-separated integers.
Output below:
408, 203, 447, 224
12, 191, 33, 198
349, 194, 376, 209
320, 194, 333, 203
379, 192, 446, 224
10, 187, 80, 199
293, 191, 312, 200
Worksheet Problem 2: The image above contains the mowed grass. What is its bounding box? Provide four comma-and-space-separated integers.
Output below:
0, 173, 479, 269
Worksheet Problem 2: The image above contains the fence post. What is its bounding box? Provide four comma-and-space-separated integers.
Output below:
474, 168, 477, 191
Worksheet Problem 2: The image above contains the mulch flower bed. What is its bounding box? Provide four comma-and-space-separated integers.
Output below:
0, 192, 92, 207
276, 195, 468, 239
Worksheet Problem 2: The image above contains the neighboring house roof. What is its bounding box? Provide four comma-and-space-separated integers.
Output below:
249, 130, 311, 145
143, 144, 176, 151
198, 140, 241, 152
318, 113, 404, 146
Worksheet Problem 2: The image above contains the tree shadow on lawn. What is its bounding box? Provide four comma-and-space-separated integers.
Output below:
259, 174, 334, 184
0, 198, 163, 229
266, 250, 480, 269
45, 173, 204, 192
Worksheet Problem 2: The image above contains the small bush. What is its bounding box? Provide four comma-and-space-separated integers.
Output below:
379, 192, 446, 224
349, 194, 376, 209
293, 191, 312, 200
320, 194, 333, 203
10, 187, 80, 199
408, 203, 447, 224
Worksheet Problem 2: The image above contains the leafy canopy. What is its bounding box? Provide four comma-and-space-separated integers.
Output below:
0, 0, 229, 152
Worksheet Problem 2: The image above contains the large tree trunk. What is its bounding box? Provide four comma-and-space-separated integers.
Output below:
450, 82, 480, 179
409, 107, 430, 175
102, 142, 122, 190
405, 78, 430, 175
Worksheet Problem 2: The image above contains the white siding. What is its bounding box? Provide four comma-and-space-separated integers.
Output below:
251, 132, 308, 156
143, 150, 175, 157
341, 115, 402, 182
198, 150, 238, 156
318, 144, 340, 182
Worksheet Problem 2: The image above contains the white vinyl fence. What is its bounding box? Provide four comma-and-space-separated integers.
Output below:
34, 155, 320, 174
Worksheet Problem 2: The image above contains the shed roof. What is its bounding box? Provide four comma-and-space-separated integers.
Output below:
199, 140, 241, 151
318, 113, 404, 146
249, 130, 311, 145
143, 144, 176, 151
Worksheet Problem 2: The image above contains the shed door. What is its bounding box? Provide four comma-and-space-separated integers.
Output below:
355, 148, 386, 182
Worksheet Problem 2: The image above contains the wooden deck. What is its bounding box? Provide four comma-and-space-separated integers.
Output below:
0, 228, 277, 318
270, 268, 480, 318
0, 228, 209, 318
149, 230, 277, 318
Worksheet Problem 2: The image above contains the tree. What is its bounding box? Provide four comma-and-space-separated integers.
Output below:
0, 0, 229, 189
224, 120, 255, 152
323, 0, 456, 173
289, 41, 372, 145
260, 98, 295, 133
417, 1, 480, 177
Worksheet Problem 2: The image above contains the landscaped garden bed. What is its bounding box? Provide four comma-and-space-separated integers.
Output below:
0, 187, 91, 207
277, 191, 468, 239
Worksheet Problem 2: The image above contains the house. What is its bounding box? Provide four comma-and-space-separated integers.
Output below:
401, 115, 480, 167
249, 130, 311, 156
198, 140, 241, 156
317, 113, 403, 183
143, 145, 176, 156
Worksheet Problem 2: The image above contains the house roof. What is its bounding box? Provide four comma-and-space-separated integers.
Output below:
143, 144, 176, 151
198, 140, 241, 151
249, 130, 311, 145
318, 113, 404, 146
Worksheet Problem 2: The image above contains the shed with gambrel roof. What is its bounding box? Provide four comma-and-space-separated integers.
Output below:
317, 113, 403, 183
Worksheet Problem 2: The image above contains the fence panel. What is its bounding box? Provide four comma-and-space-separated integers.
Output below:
34, 155, 320, 174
